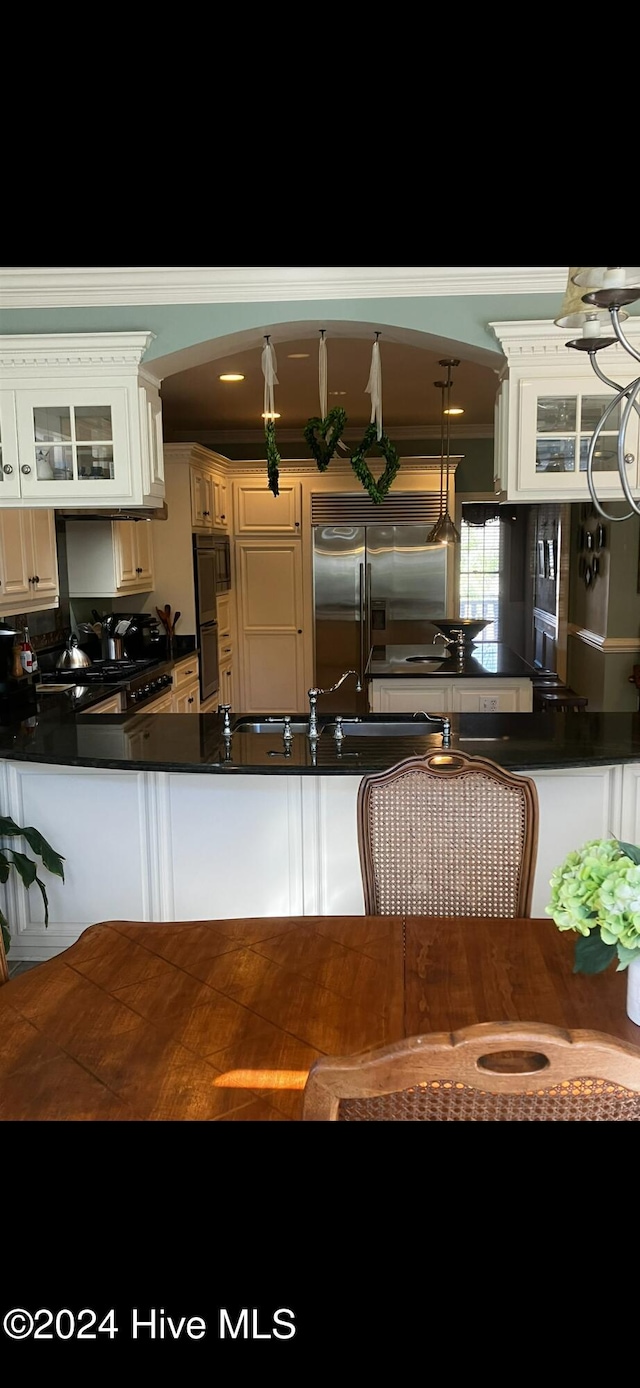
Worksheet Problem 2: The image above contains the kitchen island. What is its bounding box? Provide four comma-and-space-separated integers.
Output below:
2, 698, 640, 959
367, 642, 536, 712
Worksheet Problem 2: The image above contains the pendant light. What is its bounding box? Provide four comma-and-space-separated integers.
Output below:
427, 358, 461, 544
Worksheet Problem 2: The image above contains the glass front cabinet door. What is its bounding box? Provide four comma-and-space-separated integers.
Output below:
517, 375, 640, 500
491, 320, 640, 504
0, 333, 165, 509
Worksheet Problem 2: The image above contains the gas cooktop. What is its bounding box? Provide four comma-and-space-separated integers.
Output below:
39, 659, 159, 685
38, 658, 175, 711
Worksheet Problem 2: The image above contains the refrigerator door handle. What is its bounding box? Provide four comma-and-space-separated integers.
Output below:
365, 561, 372, 667
358, 562, 365, 684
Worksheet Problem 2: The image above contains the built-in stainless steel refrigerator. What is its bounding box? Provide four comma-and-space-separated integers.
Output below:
313, 525, 448, 714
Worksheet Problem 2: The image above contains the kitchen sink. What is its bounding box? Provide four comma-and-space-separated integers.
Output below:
323, 719, 447, 738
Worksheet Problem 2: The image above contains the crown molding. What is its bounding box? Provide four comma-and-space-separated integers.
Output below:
491, 318, 640, 360
0, 331, 156, 372
0, 266, 569, 308
167, 452, 461, 478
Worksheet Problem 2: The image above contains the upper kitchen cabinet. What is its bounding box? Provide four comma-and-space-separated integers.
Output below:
491, 320, 640, 503
234, 481, 301, 535
66, 519, 154, 597
0, 508, 59, 614
191, 454, 229, 531
0, 333, 165, 509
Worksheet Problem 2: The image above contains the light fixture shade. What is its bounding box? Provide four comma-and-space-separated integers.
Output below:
554, 268, 614, 328
572, 267, 640, 290
427, 511, 460, 545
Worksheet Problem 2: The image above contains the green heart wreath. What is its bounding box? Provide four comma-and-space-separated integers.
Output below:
265, 419, 281, 497
350, 423, 401, 504
303, 407, 347, 472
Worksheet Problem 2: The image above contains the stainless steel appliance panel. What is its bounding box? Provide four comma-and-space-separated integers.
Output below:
193, 536, 218, 625
366, 525, 448, 647
313, 524, 448, 714
313, 526, 368, 714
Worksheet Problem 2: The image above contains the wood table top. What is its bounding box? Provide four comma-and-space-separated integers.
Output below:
1, 914, 638, 1121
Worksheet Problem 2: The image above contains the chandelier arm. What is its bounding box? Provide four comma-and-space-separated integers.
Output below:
611, 306, 640, 367
617, 378, 640, 505
585, 394, 637, 521
590, 344, 640, 421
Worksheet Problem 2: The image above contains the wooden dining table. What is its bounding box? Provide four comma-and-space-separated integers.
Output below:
1, 913, 639, 1120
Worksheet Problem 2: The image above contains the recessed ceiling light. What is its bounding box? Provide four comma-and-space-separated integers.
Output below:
329, 390, 347, 396
219, 373, 245, 382
444, 407, 464, 416
287, 353, 310, 359
262, 412, 281, 420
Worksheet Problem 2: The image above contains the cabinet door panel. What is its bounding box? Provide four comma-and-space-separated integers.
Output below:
15, 387, 133, 502
374, 683, 451, 714
0, 391, 21, 499
28, 509, 59, 598
0, 510, 31, 602
133, 521, 154, 586
114, 522, 138, 589
242, 635, 301, 712
235, 483, 301, 534
238, 544, 302, 628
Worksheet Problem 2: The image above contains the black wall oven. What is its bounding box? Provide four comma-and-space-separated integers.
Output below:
193, 532, 230, 703
193, 532, 231, 623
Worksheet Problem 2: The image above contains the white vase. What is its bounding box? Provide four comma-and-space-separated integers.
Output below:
626, 956, 640, 1026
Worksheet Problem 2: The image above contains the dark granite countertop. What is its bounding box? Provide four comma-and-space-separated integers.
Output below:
2, 705, 640, 776
366, 642, 537, 679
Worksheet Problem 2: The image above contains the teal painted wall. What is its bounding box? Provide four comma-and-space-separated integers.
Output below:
0, 292, 568, 374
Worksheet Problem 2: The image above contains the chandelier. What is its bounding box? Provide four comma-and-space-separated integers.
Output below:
427, 358, 460, 544
555, 267, 640, 521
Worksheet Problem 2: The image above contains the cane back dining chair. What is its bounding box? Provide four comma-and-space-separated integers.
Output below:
301, 1023, 640, 1121
357, 750, 539, 917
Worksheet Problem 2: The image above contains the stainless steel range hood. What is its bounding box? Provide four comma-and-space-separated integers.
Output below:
59, 501, 168, 522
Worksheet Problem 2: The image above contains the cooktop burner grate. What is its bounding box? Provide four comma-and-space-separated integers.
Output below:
40, 659, 158, 685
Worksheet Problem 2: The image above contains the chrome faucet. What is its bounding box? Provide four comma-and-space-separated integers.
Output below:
433, 631, 452, 648
308, 669, 362, 738
412, 709, 452, 747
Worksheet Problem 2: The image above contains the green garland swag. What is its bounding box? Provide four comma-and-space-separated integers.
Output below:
350, 423, 400, 504
303, 407, 347, 472
265, 419, 281, 497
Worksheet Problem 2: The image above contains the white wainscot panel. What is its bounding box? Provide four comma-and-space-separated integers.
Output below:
620, 764, 640, 845
0, 763, 152, 957
166, 774, 305, 920
528, 766, 623, 918
315, 777, 365, 915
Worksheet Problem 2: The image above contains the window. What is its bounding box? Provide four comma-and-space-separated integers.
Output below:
459, 514, 501, 641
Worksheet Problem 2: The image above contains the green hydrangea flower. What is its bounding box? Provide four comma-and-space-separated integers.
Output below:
546, 837, 640, 970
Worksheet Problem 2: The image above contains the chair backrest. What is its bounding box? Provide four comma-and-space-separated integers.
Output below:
301, 1023, 640, 1121
356, 750, 539, 917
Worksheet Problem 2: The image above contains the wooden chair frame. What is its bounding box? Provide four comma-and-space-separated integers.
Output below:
357, 750, 539, 917
302, 1022, 640, 1121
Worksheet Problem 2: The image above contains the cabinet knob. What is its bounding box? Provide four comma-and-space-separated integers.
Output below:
188, 697, 194, 704
21, 465, 32, 475
297, 629, 302, 634
221, 514, 226, 521
295, 521, 300, 527
3, 464, 13, 475
33, 576, 40, 584
625, 454, 635, 465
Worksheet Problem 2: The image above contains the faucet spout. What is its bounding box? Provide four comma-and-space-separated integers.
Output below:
307, 669, 362, 737
412, 709, 452, 747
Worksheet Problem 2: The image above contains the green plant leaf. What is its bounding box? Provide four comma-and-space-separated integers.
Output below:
19, 828, 65, 880
574, 932, 617, 975
0, 817, 65, 879
0, 849, 10, 884
0, 908, 10, 958
615, 840, 640, 866
33, 874, 50, 928
8, 850, 37, 891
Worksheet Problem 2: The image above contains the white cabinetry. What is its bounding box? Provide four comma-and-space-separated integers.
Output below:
235, 540, 305, 712
171, 654, 200, 713
66, 519, 155, 597
0, 508, 59, 613
491, 320, 640, 503
191, 460, 229, 531
234, 481, 301, 535
0, 334, 164, 510
370, 678, 533, 713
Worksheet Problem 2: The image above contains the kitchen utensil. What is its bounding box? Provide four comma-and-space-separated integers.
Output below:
91, 610, 103, 625
171, 611, 181, 634
56, 636, 93, 670
156, 606, 171, 634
